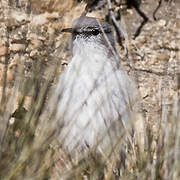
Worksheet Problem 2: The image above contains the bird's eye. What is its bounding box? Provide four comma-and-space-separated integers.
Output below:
91, 29, 100, 36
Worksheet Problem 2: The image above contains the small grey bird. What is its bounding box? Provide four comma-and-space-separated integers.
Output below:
54, 16, 136, 152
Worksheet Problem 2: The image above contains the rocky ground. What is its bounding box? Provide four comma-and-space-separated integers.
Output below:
126, 0, 180, 132
0, 0, 179, 179
122, 0, 180, 126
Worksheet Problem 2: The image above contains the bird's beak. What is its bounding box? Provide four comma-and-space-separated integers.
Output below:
61, 28, 73, 33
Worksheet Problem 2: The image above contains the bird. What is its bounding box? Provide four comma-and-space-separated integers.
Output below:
53, 16, 136, 153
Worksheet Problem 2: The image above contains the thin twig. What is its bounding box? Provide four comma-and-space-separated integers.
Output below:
153, 0, 162, 20
132, 1, 148, 38
106, 0, 128, 56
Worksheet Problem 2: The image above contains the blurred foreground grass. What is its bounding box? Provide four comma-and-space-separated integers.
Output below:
0, 53, 179, 180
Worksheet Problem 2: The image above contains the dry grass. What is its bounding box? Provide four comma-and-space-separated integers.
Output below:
0, 67, 179, 179
0, 1, 180, 180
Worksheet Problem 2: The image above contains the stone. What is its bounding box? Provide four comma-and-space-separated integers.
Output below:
10, 43, 26, 52
157, 53, 170, 62
30, 50, 38, 57
157, 19, 166, 27
0, 46, 7, 56
27, 33, 43, 49
11, 10, 28, 23
139, 86, 149, 99
31, 39, 43, 49
31, 12, 60, 26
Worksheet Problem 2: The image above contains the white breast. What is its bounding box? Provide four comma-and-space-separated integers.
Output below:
55, 38, 134, 151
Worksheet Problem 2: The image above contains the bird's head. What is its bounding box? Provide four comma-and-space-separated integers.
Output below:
62, 16, 117, 57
